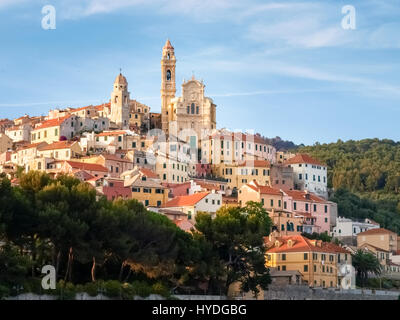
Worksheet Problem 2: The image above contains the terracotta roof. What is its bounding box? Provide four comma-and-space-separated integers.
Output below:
195, 181, 219, 191
101, 154, 133, 163
285, 153, 324, 166
246, 181, 282, 196
96, 131, 127, 137
38, 141, 76, 151
34, 116, 70, 130
139, 167, 159, 179
266, 235, 343, 254
358, 228, 397, 236
162, 192, 210, 208
359, 243, 390, 253
65, 161, 108, 172
237, 160, 271, 167
173, 219, 195, 232
284, 189, 326, 203
18, 142, 47, 151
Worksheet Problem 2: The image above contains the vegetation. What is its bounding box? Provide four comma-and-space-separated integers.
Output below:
299, 139, 400, 233
0, 172, 272, 299
352, 250, 382, 287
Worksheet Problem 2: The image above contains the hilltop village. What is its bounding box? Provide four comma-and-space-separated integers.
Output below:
1, 40, 400, 291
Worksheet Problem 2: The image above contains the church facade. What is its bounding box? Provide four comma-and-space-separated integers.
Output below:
160, 40, 217, 146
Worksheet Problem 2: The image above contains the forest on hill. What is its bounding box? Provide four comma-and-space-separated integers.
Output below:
298, 138, 400, 233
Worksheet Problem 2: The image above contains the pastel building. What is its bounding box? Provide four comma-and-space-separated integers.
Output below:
161, 191, 222, 222
285, 154, 328, 199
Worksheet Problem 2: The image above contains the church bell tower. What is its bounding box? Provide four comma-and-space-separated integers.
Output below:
160, 39, 176, 135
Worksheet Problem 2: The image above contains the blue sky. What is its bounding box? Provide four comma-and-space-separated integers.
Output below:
0, 0, 399, 145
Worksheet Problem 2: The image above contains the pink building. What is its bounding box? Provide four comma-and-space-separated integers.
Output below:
162, 182, 191, 198
284, 190, 336, 234
195, 163, 212, 178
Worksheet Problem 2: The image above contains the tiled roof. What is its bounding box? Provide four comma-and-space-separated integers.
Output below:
266, 235, 346, 254
284, 189, 326, 203
34, 116, 70, 130
101, 154, 133, 163
246, 181, 282, 196
139, 167, 159, 179
237, 160, 271, 167
162, 192, 210, 208
66, 160, 108, 172
359, 243, 390, 253
357, 228, 397, 236
38, 141, 76, 151
173, 219, 195, 232
285, 153, 324, 166
96, 131, 127, 137
18, 142, 47, 151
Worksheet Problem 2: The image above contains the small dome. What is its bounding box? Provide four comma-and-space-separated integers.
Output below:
115, 73, 127, 85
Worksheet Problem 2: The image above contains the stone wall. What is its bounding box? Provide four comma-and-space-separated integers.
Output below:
264, 285, 400, 300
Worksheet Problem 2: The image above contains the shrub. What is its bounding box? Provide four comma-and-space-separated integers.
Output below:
132, 281, 151, 298
121, 282, 135, 300
151, 282, 170, 298
104, 280, 121, 298
84, 282, 99, 297
0, 285, 10, 299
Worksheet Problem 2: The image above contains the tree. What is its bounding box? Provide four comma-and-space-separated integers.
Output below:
352, 250, 382, 287
194, 201, 273, 297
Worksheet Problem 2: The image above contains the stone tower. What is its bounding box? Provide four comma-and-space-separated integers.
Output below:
110, 72, 130, 129
160, 39, 176, 135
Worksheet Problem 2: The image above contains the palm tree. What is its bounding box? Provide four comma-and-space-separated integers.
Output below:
352, 250, 382, 287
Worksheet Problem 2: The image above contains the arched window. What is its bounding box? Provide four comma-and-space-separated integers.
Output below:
187, 106, 190, 114
166, 70, 171, 81
196, 106, 199, 114
191, 103, 195, 114
167, 53, 170, 60
115, 96, 118, 103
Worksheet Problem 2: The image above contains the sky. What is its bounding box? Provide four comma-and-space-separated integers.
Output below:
0, 0, 399, 145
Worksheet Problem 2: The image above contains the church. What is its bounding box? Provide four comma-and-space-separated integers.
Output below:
160, 39, 217, 145
104, 39, 217, 150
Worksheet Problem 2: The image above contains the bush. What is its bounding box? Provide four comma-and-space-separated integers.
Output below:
121, 282, 135, 300
104, 280, 121, 298
151, 282, 170, 298
84, 282, 99, 297
132, 281, 151, 298
0, 285, 10, 299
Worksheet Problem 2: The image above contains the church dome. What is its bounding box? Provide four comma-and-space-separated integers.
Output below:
115, 73, 127, 85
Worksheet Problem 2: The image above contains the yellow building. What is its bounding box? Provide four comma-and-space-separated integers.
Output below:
31, 115, 76, 143
265, 235, 351, 288
213, 160, 271, 191
37, 140, 83, 161
122, 167, 168, 207
357, 228, 398, 254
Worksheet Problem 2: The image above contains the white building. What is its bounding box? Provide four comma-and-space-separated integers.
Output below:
332, 217, 380, 238
161, 190, 222, 221
285, 153, 328, 199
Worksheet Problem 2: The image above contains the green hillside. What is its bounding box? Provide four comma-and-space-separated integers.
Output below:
298, 139, 400, 233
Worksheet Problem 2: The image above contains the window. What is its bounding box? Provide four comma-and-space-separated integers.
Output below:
313, 204, 317, 212
166, 70, 171, 81
196, 106, 199, 114
304, 265, 308, 272
270, 199, 274, 207
305, 203, 309, 211
132, 142, 136, 148
324, 205, 328, 213
132, 187, 140, 192
157, 201, 161, 207
145, 200, 149, 206
281, 254, 286, 261
304, 253, 308, 260
191, 103, 195, 114
294, 202, 297, 210
299, 174, 302, 180
282, 265, 286, 271
187, 106, 190, 114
